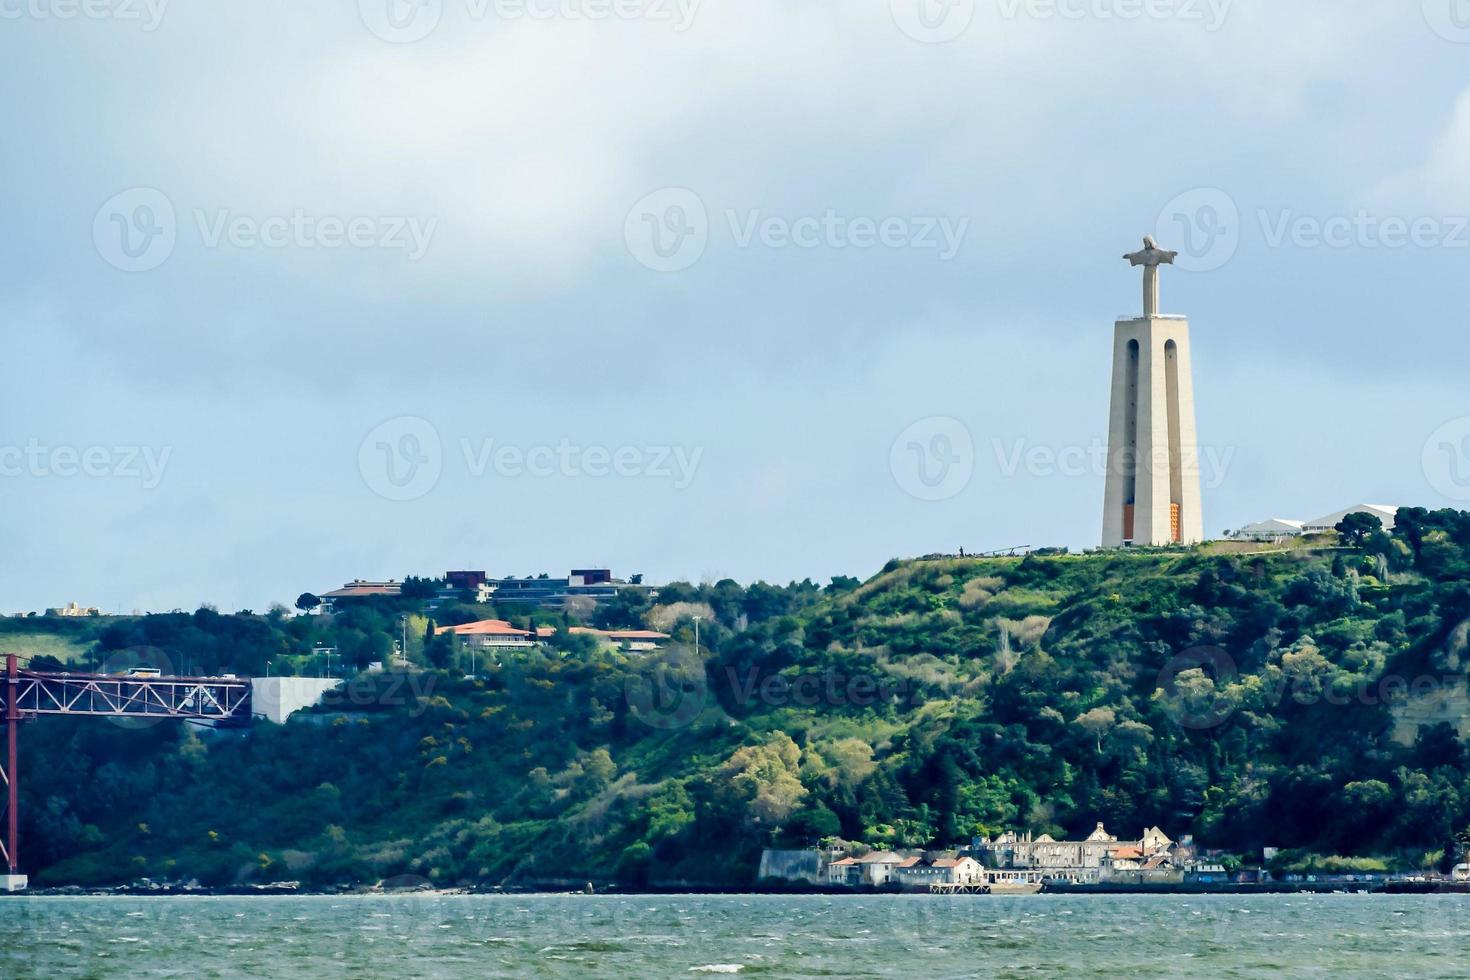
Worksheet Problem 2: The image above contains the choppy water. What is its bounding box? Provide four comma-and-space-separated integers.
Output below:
2, 893, 1468, 978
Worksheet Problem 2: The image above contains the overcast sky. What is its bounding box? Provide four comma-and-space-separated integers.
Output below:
4, 1, 1470, 613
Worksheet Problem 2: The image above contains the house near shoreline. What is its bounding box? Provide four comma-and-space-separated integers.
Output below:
825, 852, 982, 890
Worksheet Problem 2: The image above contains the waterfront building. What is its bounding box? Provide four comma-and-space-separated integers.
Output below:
976, 823, 1174, 882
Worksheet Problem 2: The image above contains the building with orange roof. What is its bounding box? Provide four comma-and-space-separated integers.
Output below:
434, 619, 539, 651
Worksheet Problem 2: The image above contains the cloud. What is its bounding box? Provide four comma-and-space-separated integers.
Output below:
1378, 86, 1470, 213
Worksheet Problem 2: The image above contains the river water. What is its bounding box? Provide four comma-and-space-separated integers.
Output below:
2, 893, 1467, 978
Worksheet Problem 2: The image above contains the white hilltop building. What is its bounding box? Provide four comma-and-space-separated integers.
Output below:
1302, 504, 1400, 535
1232, 518, 1306, 543
1229, 505, 1400, 543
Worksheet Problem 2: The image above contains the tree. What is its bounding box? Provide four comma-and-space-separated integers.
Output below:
718, 734, 807, 829
1336, 512, 1383, 548
400, 577, 441, 601
295, 593, 321, 613
1075, 707, 1116, 753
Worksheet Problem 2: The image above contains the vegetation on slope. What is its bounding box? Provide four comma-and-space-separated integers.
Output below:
13, 507, 1470, 887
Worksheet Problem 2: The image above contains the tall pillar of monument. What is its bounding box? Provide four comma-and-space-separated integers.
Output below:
1101, 237, 1204, 548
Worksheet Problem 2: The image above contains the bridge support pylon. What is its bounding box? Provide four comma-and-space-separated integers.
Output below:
1, 654, 25, 892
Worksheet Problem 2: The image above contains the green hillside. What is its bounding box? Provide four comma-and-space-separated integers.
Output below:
15, 508, 1470, 888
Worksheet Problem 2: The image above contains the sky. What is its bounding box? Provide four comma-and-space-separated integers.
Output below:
4, 1, 1470, 614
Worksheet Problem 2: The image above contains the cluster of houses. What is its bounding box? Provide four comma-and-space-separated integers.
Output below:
975, 823, 1189, 885
765, 822, 1237, 892
827, 853, 985, 889
317, 569, 653, 612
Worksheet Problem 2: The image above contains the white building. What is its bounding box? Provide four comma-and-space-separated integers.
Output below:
1302, 504, 1399, 535
1232, 519, 1305, 543
251, 677, 344, 724
1229, 505, 1401, 542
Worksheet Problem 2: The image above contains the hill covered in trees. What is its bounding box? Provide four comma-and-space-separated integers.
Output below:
14, 507, 1470, 888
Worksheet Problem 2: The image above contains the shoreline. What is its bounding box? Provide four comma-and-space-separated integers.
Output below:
9, 882, 1470, 898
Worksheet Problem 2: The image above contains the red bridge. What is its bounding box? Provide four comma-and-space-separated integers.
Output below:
1, 653, 253, 890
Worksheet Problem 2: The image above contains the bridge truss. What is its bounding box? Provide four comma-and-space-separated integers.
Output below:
2, 654, 252, 885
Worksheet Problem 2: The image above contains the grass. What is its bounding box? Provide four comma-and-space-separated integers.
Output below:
0, 632, 94, 665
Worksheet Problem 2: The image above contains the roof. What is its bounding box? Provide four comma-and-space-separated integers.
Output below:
1238, 519, 1305, 534
829, 857, 858, 867
1110, 847, 1144, 859
859, 852, 905, 865
930, 858, 967, 868
321, 581, 402, 599
435, 619, 531, 637
569, 627, 671, 641
897, 856, 923, 868
1303, 505, 1400, 531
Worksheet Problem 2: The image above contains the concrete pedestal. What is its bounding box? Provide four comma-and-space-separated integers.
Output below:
1101, 315, 1204, 547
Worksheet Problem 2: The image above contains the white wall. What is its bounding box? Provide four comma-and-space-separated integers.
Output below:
251, 677, 343, 724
